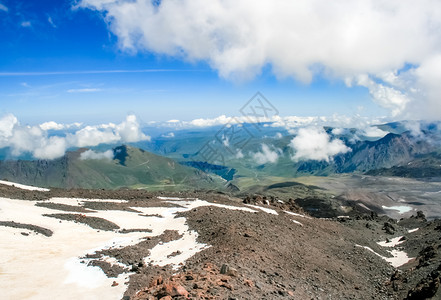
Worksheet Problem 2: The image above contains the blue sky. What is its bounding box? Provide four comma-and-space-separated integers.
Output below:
0, 0, 391, 126
0, 0, 440, 160
1, 0, 441, 126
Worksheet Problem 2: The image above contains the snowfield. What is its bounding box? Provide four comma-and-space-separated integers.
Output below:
0, 195, 264, 300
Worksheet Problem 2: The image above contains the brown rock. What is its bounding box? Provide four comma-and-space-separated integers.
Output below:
244, 279, 255, 287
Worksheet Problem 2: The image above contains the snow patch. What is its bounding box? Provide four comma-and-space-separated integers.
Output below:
245, 204, 278, 215
291, 219, 303, 226
0, 180, 50, 192
377, 236, 405, 247
382, 205, 412, 214
284, 210, 312, 219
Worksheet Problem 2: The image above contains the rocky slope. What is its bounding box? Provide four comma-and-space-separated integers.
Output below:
1, 183, 441, 299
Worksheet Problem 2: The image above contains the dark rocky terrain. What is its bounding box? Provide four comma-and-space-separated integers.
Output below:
1, 183, 441, 299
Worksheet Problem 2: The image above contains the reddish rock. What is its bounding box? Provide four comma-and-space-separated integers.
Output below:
244, 279, 255, 287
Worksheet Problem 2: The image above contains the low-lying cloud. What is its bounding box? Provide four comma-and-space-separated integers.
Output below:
290, 127, 351, 162
79, 0, 441, 119
252, 144, 281, 164
0, 114, 150, 160
80, 149, 114, 160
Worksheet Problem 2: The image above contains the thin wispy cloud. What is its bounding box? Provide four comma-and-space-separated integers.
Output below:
48, 16, 56, 28
67, 88, 102, 93
21, 21, 31, 28
0, 3, 8, 12
0, 69, 200, 77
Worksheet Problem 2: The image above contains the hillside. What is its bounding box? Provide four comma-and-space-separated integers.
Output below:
1, 183, 441, 299
0, 145, 220, 190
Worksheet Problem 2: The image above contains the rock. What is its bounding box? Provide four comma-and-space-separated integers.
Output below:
416, 211, 426, 221
244, 279, 254, 287
159, 296, 172, 300
406, 268, 441, 299
383, 222, 396, 235
220, 264, 229, 274
227, 267, 238, 277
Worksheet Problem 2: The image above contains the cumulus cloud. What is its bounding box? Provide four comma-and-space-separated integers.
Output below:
79, 0, 441, 118
290, 127, 351, 162
80, 149, 114, 160
0, 114, 150, 160
252, 144, 281, 164
39, 121, 83, 131
116, 114, 149, 142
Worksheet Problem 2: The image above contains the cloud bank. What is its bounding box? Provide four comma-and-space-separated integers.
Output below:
0, 114, 150, 160
290, 127, 351, 162
79, 0, 441, 119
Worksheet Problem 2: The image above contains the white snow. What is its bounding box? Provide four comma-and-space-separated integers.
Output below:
283, 210, 312, 219
357, 203, 371, 211
0, 196, 262, 299
355, 244, 412, 268
46, 197, 129, 207
291, 219, 303, 226
356, 233, 415, 268
382, 205, 413, 214
408, 228, 419, 233
0, 180, 50, 192
377, 236, 405, 247
245, 204, 278, 215
145, 231, 210, 269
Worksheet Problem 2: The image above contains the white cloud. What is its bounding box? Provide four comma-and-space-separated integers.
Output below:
0, 114, 18, 146
80, 149, 114, 160
162, 132, 175, 138
79, 0, 441, 118
0, 3, 8, 12
290, 127, 351, 162
0, 114, 150, 160
68, 126, 120, 147
354, 74, 411, 117
358, 126, 388, 139
252, 144, 281, 164
39, 121, 83, 131
235, 150, 244, 159
33, 136, 68, 160
116, 114, 150, 142
21, 21, 31, 28
67, 88, 102, 93
48, 16, 56, 28
189, 115, 234, 127
404, 121, 424, 138
331, 128, 346, 135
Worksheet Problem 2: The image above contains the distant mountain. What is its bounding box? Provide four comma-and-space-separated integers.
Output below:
0, 145, 220, 190
366, 152, 441, 178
